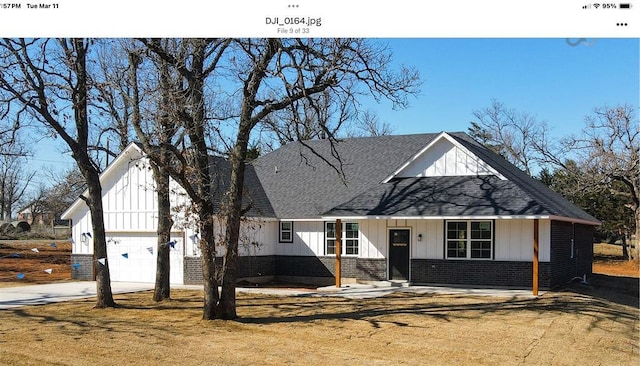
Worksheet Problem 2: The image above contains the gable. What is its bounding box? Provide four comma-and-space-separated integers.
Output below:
386, 132, 503, 181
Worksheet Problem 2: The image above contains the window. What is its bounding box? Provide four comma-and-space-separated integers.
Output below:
279, 221, 293, 243
446, 220, 492, 259
326, 222, 359, 255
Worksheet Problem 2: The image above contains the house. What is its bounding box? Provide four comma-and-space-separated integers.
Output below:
62, 132, 599, 291
17, 204, 51, 226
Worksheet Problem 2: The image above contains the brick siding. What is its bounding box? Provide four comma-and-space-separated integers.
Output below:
70, 254, 94, 281
411, 259, 551, 288
275, 256, 386, 281
184, 256, 276, 285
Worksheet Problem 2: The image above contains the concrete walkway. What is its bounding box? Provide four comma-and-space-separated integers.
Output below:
316, 282, 541, 299
0, 282, 154, 309
1, 281, 540, 310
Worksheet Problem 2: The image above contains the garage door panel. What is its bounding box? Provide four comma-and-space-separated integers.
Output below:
106, 233, 184, 284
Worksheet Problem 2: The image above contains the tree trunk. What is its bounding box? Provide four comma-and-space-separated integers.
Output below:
635, 209, 639, 260
153, 165, 173, 301
217, 124, 252, 320
621, 233, 631, 260
200, 212, 220, 319
84, 167, 116, 308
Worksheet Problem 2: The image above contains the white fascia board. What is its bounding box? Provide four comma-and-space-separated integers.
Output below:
322, 215, 552, 221
381, 132, 506, 183
548, 215, 601, 226
323, 215, 600, 225
279, 218, 331, 222
61, 142, 145, 220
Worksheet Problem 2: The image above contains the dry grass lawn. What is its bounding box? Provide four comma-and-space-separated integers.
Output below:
1, 288, 638, 365
0, 240, 638, 365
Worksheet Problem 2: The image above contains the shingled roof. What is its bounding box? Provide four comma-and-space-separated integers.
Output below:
249, 132, 599, 225
251, 133, 440, 219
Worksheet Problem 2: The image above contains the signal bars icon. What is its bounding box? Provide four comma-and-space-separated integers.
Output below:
582, 3, 592, 8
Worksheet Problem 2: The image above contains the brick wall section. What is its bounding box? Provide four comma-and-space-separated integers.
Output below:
411, 259, 551, 288
276, 256, 386, 281
184, 256, 277, 285
355, 258, 387, 281
574, 224, 594, 278
238, 255, 276, 278
184, 257, 204, 285
70, 254, 94, 281
549, 221, 594, 288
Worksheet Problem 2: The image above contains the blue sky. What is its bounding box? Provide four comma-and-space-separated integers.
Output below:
373, 38, 639, 137
26, 38, 639, 189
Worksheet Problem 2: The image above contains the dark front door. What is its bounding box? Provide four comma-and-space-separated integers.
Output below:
389, 229, 410, 280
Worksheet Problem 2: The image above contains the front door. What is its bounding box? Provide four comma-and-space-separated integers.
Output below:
389, 229, 410, 280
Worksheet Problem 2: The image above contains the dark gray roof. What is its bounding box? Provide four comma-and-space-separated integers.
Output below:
251, 134, 439, 218
324, 175, 576, 218
449, 133, 599, 223
240, 131, 598, 225
209, 157, 275, 218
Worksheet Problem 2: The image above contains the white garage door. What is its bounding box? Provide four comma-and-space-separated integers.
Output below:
105, 232, 184, 284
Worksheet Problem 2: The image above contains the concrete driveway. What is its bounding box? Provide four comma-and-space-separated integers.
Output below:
1, 281, 538, 310
0, 282, 154, 309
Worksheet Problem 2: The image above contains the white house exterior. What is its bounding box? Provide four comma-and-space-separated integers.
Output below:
64, 132, 599, 290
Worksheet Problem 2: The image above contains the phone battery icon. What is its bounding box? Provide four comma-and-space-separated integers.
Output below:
619, 3, 631, 8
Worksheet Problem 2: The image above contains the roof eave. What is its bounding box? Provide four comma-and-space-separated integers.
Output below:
321, 214, 601, 226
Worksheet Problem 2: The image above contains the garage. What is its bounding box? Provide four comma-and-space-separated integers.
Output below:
105, 232, 184, 284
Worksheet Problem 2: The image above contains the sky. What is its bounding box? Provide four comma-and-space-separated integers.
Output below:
25, 37, 640, 190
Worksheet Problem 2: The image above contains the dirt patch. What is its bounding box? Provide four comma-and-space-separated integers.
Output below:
0, 240, 72, 287
593, 242, 639, 280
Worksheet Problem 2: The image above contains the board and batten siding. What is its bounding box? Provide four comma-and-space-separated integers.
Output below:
70, 152, 193, 255
396, 137, 496, 178
275, 218, 551, 262
276, 221, 325, 256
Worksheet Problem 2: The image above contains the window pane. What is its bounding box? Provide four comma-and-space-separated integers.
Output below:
471, 221, 491, 240
346, 223, 358, 238
447, 240, 466, 258
447, 221, 467, 240
346, 239, 358, 255
281, 222, 291, 231
470, 241, 491, 258
326, 223, 335, 239
326, 239, 336, 255
281, 232, 291, 241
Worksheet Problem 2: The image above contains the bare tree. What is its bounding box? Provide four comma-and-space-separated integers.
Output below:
471, 99, 554, 176
139, 38, 232, 317
212, 38, 420, 319
0, 154, 35, 220
260, 89, 353, 148
349, 109, 395, 137
0, 38, 116, 307
33, 167, 86, 225
135, 38, 419, 320
127, 40, 187, 301
573, 105, 639, 259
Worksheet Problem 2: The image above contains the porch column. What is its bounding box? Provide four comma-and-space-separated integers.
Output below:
533, 219, 539, 296
335, 219, 342, 288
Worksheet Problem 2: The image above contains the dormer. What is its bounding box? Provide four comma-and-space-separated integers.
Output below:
382, 132, 505, 183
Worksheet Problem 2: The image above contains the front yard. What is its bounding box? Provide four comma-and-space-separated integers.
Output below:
0, 240, 638, 365
0, 285, 638, 365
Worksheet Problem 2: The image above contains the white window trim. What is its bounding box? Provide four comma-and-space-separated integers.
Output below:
279, 221, 293, 243
445, 220, 493, 260
325, 222, 359, 256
